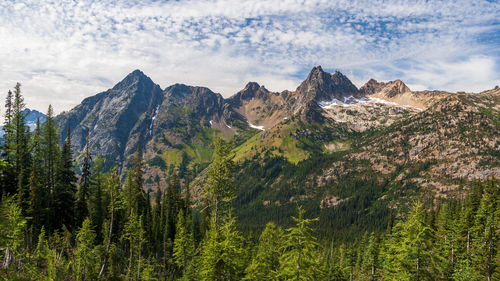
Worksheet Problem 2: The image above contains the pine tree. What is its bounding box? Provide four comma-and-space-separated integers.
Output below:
244, 222, 284, 281
98, 167, 121, 278
28, 118, 46, 239
41, 105, 60, 232
123, 211, 145, 281
53, 126, 77, 230
74, 218, 97, 281
89, 157, 105, 242
470, 179, 498, 280
152, 183, 163, 259
381, 201, 442, 281
277, 206, 324, 281
122, 147, 146, 217
204, 138, 235, 227
165, 172, 181, 252
360, 232, 380, 281
41, 105, 59, 192
173, 209, 195, 276
200, 212, 245, 281
0, 196, 27, 269
0, 90, 15, 195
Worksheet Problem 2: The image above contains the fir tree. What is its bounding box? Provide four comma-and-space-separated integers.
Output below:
53, 126, 77, 230
204, 138, 235, 227
0, 196, 27, 269
123, 211, 145, 281
381, 201, 442, 281
74, 218, 98, 281
244, 222, 284, 281
28, 118, 46, 239
89, 157, 105, 242
173, 209, 195, 276
200, 212, 245, 281
277, 206, 324, 281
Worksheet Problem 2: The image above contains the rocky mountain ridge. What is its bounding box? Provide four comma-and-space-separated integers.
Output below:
54, 66, 498, 193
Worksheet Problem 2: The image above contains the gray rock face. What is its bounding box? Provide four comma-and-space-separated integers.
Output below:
56, 70, 163, 168
296, 66, 360, 103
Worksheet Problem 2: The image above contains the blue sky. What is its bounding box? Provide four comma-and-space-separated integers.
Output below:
1, 0, 499, 113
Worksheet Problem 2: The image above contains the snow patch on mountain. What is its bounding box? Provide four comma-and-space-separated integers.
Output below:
247, 121, 265, 131
149, 104, 160, 136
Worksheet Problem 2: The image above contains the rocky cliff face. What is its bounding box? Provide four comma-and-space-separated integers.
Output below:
56, 70, 163, 168
55, 66, 499, 196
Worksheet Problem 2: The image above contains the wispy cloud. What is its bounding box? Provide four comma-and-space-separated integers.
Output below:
0, 0, 499, 113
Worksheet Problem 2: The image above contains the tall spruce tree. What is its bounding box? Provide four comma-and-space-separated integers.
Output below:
89, 157, 105, 242
381, 201, 442, 281
173, 209, 195, 276
28, 118, 46, 239
122, 147, 147, 217
204, 138, 235, 227
53, 126, 77, 230
1, 90, 15, 195
277, 206, 324, 281
244, 222, 284, 281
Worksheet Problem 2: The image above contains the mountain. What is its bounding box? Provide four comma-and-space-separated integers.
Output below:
55, 66, 499, 237
56, 70, 163, 170
0, 108, 46, 139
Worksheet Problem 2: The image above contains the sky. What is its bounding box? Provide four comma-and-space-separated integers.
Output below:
1, 0, 499, 113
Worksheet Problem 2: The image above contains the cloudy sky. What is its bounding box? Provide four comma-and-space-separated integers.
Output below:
1, 0, 499, 113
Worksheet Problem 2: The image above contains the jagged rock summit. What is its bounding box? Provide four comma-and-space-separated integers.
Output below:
296, 66, 360, 102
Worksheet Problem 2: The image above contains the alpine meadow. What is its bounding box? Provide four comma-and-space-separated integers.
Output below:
1, 1, 500, 280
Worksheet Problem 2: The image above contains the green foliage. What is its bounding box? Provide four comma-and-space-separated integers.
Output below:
200, 212, 246, 281
0, 196, 27, 270
277, 206, 325, 281
173, 209, 195, 274
244, 222, 284, 281
74, 218, 98, 281
381, 201, 443, 281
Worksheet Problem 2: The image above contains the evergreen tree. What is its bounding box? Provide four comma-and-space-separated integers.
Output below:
53, 126, 77, 230
244, 222, 284, 281
0, 196, 27, 269
122, 147, 146, 217
89, 157, 105, 242
470, 179, 498, 280
165, 172, 181, 254
28, 118, 46, 239
200, 212, 245, 281
123, 211, 145, 281
204, 138, 235, 227
74, 218, 98, 281
98, 167, 121, 278
0, 90, 15, 195
381, 201, 442, 281
41, 105, 59, 192
173, 209, 195, 276
360, 232, 380, 281
277, 206, 324, 281
152, 182, 163, 259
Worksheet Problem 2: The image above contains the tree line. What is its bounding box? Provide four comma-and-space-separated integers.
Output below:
0, 84, 499, 280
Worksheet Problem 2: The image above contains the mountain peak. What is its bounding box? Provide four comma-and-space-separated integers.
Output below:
244, 82, 261, 91
112, 69, 155, 91
360, 79, 410, 97
297, 66, 359, 102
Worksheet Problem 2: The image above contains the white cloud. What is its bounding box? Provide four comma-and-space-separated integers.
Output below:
0, 0, 498, 113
